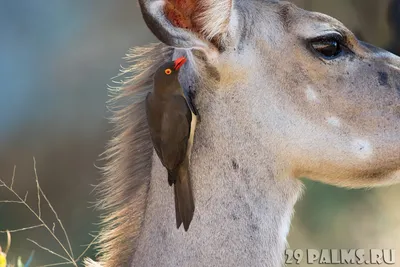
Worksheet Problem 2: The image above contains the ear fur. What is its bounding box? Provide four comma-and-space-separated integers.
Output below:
193, 0, 233, 41
138, 0, 234, 53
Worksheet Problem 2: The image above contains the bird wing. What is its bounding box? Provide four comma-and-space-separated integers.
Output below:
145, 92, 164, 161
159, 95, 192, 170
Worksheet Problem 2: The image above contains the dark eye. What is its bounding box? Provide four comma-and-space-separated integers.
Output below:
310, 35, 344, 60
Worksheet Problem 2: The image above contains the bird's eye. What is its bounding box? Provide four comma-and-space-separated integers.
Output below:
165, 68, 172, 75
310, 34, 345, 60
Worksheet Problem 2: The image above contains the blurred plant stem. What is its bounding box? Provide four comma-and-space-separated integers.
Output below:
0, 158, 98, 267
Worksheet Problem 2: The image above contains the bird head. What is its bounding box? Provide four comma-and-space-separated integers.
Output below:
154, 57, 187, 82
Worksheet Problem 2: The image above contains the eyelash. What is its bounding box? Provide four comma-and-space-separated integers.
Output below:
312, 33, 345, 44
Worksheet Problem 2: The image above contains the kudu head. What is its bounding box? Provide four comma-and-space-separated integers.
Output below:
139, 0, 400, 188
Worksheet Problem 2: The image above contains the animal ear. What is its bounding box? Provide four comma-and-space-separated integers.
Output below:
138, 0, 235, 52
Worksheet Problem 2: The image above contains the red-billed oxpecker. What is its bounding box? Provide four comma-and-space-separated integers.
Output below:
145, 57, 197, 231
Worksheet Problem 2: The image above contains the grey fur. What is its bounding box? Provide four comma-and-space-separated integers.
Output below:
87, 1, 400, 267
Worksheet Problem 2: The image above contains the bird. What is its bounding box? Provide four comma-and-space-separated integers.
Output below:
145, 56, 197, 231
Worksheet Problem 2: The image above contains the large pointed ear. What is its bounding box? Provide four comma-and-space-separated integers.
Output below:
138, 0, 235, 52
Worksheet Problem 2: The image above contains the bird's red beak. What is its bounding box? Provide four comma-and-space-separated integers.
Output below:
174, 57, 187, 70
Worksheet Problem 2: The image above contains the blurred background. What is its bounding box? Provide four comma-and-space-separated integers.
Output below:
0, 0, 399, 266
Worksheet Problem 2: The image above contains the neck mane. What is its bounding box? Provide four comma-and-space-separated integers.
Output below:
95, 43, 304, 267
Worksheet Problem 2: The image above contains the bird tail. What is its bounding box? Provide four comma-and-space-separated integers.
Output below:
167, 169, 177, 186
172, 159, 195, 231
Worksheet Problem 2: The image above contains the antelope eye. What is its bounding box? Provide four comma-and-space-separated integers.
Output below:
310, 35, 344, 59
165, 68, 172, 75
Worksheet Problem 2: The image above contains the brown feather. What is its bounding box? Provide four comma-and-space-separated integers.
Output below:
173, 159, 195, 231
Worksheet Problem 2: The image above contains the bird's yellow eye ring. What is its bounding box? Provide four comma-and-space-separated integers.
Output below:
165, 68, 172, 75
